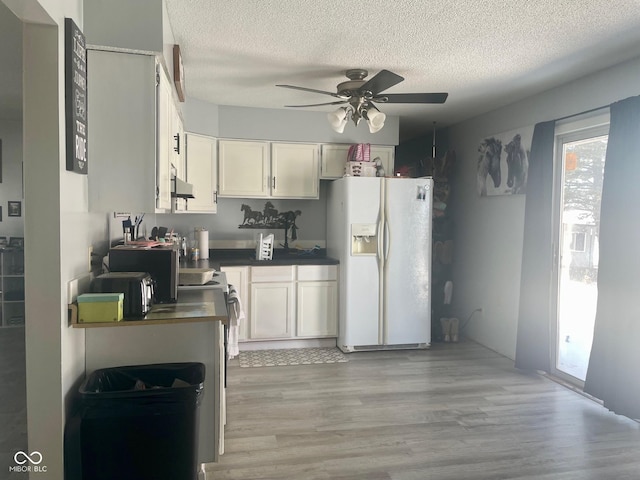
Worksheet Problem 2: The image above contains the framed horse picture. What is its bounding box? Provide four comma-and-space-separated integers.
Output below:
477, 125, 533, 196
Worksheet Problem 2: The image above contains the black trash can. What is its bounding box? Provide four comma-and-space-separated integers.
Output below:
66, 362, 205, 480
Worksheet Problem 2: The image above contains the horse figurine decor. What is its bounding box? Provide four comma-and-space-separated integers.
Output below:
238, 202, 303, 248
241, 204, 263, 225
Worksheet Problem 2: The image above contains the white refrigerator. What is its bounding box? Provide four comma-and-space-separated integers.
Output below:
327, 176, 433, 352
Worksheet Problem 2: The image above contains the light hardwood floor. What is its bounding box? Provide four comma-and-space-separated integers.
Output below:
0, 327, 27, 480
205, 340, 640, 480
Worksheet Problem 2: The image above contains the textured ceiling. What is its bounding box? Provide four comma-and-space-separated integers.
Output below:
165, 0, 640, 141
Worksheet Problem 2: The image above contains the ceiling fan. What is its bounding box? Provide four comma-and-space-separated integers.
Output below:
276, 69, 448, 133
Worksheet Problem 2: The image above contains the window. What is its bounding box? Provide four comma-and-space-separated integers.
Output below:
570, 232, 586, 252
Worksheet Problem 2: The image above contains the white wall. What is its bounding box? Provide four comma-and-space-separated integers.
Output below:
449, 55, 640, 359
83, 0, 162, 53
0, 120, 24, 238
5, 1, 109, 478
185, 98, 400, 145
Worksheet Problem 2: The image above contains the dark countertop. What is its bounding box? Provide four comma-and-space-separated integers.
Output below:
70, 290, 228, 328
181, 248, 339, 269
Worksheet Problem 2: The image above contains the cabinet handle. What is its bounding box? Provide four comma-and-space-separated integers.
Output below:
213, 190, 218, 204
272, 176, 276, 190
173, 134, 180, 154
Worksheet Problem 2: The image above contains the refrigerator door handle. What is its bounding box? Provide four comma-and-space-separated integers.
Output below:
377, 219, 384, 262
384, 220, 391, 260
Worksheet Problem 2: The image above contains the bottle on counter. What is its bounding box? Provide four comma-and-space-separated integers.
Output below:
181, 236, 188, 258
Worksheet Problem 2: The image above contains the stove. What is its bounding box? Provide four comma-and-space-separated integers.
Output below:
177, 271, 229, 302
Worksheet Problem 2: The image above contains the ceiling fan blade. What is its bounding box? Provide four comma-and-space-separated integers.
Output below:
276, 84, 346, 99
284, 100, 348, 108
358, 70, 404, 95
376, 92, 448, 104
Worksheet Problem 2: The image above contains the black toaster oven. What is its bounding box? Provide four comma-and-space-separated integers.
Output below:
91, 272, 154, 318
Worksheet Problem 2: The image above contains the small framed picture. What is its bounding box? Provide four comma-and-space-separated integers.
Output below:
8, 201, 21, 217
9, 237, 24, 248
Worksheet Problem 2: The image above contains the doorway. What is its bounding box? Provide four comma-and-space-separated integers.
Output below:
552, 115, 609, 383
0, 1, 27, 474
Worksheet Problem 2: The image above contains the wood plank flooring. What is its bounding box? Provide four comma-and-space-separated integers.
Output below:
204, 340, 640, 480
0, 327, 27, 480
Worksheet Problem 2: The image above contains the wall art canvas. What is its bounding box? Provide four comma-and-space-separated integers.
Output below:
477, 125, 533, 196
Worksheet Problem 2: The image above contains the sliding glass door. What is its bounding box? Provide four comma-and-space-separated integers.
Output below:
552, 119, 608, 382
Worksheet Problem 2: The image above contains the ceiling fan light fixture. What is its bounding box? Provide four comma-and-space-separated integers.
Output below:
328, 107, 349, 133
366, 109, 386, 133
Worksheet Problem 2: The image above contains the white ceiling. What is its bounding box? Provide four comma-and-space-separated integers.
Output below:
165, 0, 640, 141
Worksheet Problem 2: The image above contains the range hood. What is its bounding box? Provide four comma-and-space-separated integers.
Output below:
171, 176, 195, 198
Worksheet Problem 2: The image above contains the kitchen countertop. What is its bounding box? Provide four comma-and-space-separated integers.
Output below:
70, 290, 228, 328
182, 248, 339, 269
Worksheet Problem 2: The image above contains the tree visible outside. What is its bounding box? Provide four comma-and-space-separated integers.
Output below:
557, 135, 607, 380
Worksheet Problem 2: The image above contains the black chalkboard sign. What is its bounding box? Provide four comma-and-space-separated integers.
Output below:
64, 18, 88, 174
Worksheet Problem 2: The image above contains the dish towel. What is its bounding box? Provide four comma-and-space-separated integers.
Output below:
226, 285, 245, 359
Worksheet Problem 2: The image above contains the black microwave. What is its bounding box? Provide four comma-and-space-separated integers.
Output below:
108, 246, 179, 303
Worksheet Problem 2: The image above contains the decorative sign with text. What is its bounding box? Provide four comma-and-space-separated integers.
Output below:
64, 18, 88, 174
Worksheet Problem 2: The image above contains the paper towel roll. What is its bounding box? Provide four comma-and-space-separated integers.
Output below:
197, 228, 209, 260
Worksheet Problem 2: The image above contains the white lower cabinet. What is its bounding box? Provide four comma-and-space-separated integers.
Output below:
250, 282, 294, 339
235, 265, 338, 341
249, 266, 295, 340
297, 281, 338, 337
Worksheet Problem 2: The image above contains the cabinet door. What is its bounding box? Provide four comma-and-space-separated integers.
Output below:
156, 69, 173, 210
296, 281, 338, 337
221, 267, 249, 340
172, 108, 185, 180
87, 50, 157, 212
320, 144, 350, 179
270, 143, 319, 198
218, 140, 270, 197
370, 145, 395, 177
250, 282, 293, 339
185, 133, 218, 213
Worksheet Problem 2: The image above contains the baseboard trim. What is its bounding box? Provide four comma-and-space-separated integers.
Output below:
238, 338, 337, 351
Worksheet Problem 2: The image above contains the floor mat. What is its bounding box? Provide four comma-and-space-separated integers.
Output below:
238, 347, 348, 368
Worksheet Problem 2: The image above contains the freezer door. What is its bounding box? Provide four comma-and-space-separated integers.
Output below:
339, 177, 383, 349
383, 178, 432, 345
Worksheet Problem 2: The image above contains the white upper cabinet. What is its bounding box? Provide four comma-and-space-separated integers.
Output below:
185, 133, 218, 213
370, 145, 395, 177
218, 140, 319, 199
320, 144, 395, 179
156, 68, 173, 211
87, 50, 159, 213
320, 144, 350, 179
218, 140, 270, 198
171, 105, 185, 180
270, 143, 319, 199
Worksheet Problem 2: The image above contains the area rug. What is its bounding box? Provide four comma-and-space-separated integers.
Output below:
238, 347, 348, 368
